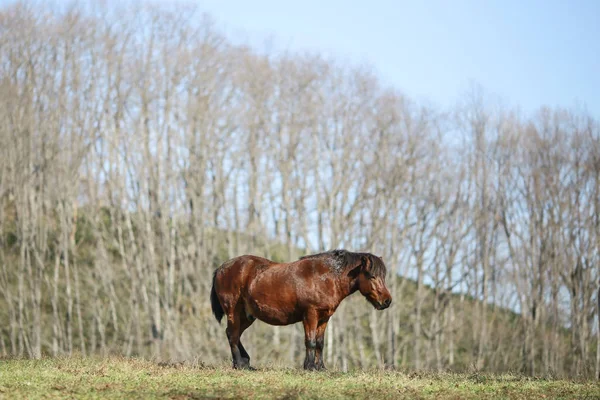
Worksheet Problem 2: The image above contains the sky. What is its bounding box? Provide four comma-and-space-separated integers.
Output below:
2, 0, 597, 114
194, 0, 599, 115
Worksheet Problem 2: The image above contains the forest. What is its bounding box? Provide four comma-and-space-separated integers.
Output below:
0, 1, 599, 379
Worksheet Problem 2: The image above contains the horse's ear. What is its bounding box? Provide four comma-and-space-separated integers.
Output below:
348, 264, 361, 279
361, 255, 372, 273
349, 255, 368, 278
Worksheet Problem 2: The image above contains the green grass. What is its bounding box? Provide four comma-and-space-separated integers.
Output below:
0, 357, 598, 399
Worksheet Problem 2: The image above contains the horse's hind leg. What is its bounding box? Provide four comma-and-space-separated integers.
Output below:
237, 314, 255, 369
226, 309, 255, 369
226, 315, 245, 369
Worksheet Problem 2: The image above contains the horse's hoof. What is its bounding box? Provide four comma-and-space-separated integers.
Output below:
233, 365, 255, 371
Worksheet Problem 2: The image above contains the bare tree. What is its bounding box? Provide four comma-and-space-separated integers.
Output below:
0, 1, 599, 378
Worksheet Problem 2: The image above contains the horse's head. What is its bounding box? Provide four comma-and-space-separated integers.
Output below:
353, 254, 392, 310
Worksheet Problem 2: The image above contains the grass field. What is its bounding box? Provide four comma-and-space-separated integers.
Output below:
0, 357, 599, 399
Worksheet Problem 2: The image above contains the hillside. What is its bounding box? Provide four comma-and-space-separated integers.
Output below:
0, 202, 573, 374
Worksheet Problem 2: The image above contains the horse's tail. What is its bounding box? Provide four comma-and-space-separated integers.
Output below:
210, 269, 224, 323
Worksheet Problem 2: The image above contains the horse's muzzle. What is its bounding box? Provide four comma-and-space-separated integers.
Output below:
377, 298, 392, 310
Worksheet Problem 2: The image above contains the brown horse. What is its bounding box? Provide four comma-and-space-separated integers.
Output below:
210, 249, 392, 370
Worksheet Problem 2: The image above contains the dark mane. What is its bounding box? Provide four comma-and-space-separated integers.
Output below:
299, 249, 386, 277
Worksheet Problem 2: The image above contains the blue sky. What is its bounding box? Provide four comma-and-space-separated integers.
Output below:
197, 0, 599, 115
3, 0, 597, 114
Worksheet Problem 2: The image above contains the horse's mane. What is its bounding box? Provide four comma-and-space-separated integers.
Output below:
299, 249, 386, 277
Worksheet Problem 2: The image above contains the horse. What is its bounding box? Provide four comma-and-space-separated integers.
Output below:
210, 249, 392, 370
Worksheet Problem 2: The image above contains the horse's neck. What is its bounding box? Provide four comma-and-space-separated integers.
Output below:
334, 272, 359, 300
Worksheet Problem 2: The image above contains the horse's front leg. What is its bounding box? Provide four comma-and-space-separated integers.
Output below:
302, 310, 318, 370
315, 319, 329, 370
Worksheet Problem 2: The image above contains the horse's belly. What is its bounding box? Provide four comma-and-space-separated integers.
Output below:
247, 289, 301, 326
255, 310, 301, 326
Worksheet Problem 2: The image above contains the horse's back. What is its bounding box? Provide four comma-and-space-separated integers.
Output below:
214, 255, 275, 293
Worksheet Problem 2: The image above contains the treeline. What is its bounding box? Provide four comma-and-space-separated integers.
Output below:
0, 2, 598, 378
